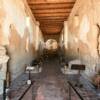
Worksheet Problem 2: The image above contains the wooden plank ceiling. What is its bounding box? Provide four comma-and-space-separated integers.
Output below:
27, 0, 75, 35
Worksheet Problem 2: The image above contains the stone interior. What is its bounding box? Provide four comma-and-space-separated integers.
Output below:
0, 0, 100, 99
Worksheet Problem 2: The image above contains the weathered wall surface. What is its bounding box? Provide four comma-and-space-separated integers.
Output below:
63, 0, 100, 79
0, 0, 43, 80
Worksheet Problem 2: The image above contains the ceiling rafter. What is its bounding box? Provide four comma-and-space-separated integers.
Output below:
31, 7, 72, 10
27, 0, 76, 35
33, 11, 71, 14
34, 13, 69, 18
36, 16, 68, 19
30, 3, 74, 10
28, 0, 75, 4
40, 23, 63, 26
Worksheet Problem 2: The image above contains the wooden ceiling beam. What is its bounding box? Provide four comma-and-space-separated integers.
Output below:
29, 2, 74, 5
29, 3, 74, 10
40, 25, 63, 28
34, 13, 69, 17
43, 33, 60, 35
42, 29, 61, 31
43, 32, 60, 35
42, 28, 62, 31
27, 0, 75, 35
39, 21, 64, 24
36, 16, 68, 19
40, 28, 62, 30
37, 19, 67, 22
30, 6, 72, 10
39, 19, 64, 22
40, 25, 63, 30
40, 21, 63, 23
40, 23, 64, 26
40, 22, 63, 25
42, 30, 61, 32
40, 22, 64, 25
31, 10, 71, 14
42, 31, 61, 34
43, 33, 60, 36
41, 27, 62, 30
40, 23, 63, 26
41, 30, 62, 33
28, 0, 75, 4
40, 27, 62, 30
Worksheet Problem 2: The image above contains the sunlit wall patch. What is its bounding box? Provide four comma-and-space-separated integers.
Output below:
79, 14, 90, 43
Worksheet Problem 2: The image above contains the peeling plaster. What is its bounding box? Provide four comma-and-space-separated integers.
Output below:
64, 21, 68, 49
25, 37, 29, 52
66, 0, 100, 79
3, 0, 26, 38
0, 0, 44, 80
2, 14, 11, 40
79, 15, 90, 44
73, 16, 79, 27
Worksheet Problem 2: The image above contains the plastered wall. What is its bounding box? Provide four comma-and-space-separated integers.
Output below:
62, 0, 100, 79
0, 0, 44, 80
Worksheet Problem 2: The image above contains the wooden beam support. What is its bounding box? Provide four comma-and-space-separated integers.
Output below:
41, 29, 62, 33
34, 13, 69, 17
40, 28, 62, 31
41, 28, 62, 31
42, 31, 61, 34
40, 27, 62, 30
28, 0, 75, 4
40, 26, 63, 28
29, 3, 74, 10
30, 6, 73, 10
27, 0, 75, 35
36, 16, 68, 20
31, 10, 71, 14
39, 23, 64, 26
29, 2, 74, 5
36, 19, 67, 22
43, 34, 60, 36
40, 23, 63, 26
41, 27, 62, 29
43, 33, 60, 35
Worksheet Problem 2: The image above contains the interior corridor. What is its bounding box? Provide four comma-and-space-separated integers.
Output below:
0, 55, 98, 100
33, 56, 67, 100
8, 56, 68, 100
0, 0, 100, 100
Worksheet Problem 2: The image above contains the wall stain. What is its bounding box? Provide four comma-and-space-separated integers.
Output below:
97, 24, 100, 57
